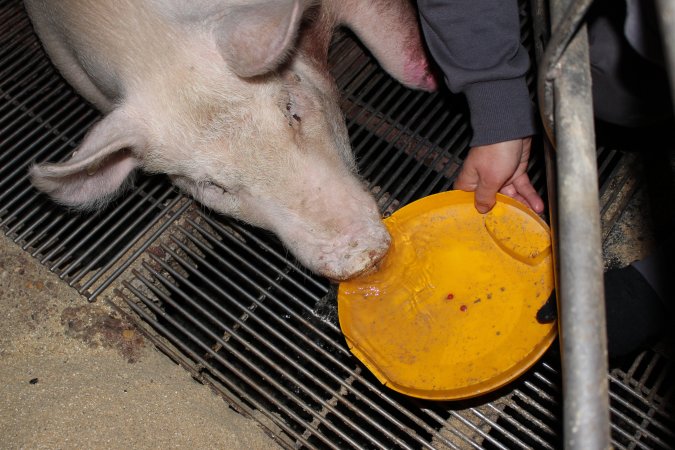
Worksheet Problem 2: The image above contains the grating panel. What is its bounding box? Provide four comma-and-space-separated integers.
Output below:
1, 0, 673, 448
608, 351, 675, 449
0, 0, 187, 299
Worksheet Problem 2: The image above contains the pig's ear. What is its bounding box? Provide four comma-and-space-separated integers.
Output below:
217, 0, 306, 77
335, 1, 438, 92
29, 108, 144, 209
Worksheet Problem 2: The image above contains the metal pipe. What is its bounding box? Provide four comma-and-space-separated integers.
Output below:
537, 0, 611, 448
656, 0, 675, 110
537, 0, 595, 143
554, 30, 610, 448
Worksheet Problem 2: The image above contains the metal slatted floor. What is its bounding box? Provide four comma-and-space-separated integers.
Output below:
1, 0, 673, 448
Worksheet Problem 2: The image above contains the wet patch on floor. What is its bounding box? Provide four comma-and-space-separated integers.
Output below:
61, 305, 146, 363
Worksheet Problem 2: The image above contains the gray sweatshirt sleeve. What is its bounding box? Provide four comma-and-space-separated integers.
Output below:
417, 0, 536, 146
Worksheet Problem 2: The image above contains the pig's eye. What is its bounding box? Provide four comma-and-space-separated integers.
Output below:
204, 180, 227, 194
284, 99, 302, 127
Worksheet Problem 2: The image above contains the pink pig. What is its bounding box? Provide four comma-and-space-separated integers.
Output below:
24, 0, 436, 280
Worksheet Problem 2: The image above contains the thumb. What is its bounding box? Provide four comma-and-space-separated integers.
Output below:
454, 166, 496, 213
473, 182, 499, 214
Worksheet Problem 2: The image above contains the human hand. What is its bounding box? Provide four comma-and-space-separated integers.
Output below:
454, 137, 544, 214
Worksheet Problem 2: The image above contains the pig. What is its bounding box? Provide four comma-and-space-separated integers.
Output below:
23, 0, 437, 280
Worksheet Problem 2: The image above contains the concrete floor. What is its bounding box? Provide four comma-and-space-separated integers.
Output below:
0, 233, 281, 449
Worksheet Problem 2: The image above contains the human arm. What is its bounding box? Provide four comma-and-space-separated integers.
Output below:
417, 0, 543, 213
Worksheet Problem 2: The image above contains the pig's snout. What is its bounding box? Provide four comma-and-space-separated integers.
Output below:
317, 222, 391, 281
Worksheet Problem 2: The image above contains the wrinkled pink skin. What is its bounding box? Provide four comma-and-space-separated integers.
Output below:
24, 0, 437, 280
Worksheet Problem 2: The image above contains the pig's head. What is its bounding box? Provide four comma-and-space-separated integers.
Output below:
164, 64, 392, 281
28, 0, 424, 280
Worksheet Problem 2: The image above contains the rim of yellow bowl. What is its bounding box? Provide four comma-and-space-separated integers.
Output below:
338, 191, 557, 400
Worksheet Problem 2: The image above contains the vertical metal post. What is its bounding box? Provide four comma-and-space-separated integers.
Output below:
536, 0, 611, 448
553, 30, 610, 448
656, 0, 675, 108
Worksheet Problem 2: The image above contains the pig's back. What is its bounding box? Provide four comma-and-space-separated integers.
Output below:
23, 0, 207, 112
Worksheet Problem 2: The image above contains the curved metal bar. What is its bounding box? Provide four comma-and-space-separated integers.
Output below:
536, 0, 594, 144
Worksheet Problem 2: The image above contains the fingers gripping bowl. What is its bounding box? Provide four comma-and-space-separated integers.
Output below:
337, 191, 556, 400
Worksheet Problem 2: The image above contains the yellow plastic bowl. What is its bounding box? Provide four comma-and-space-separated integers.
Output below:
338, 191, 556, 400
